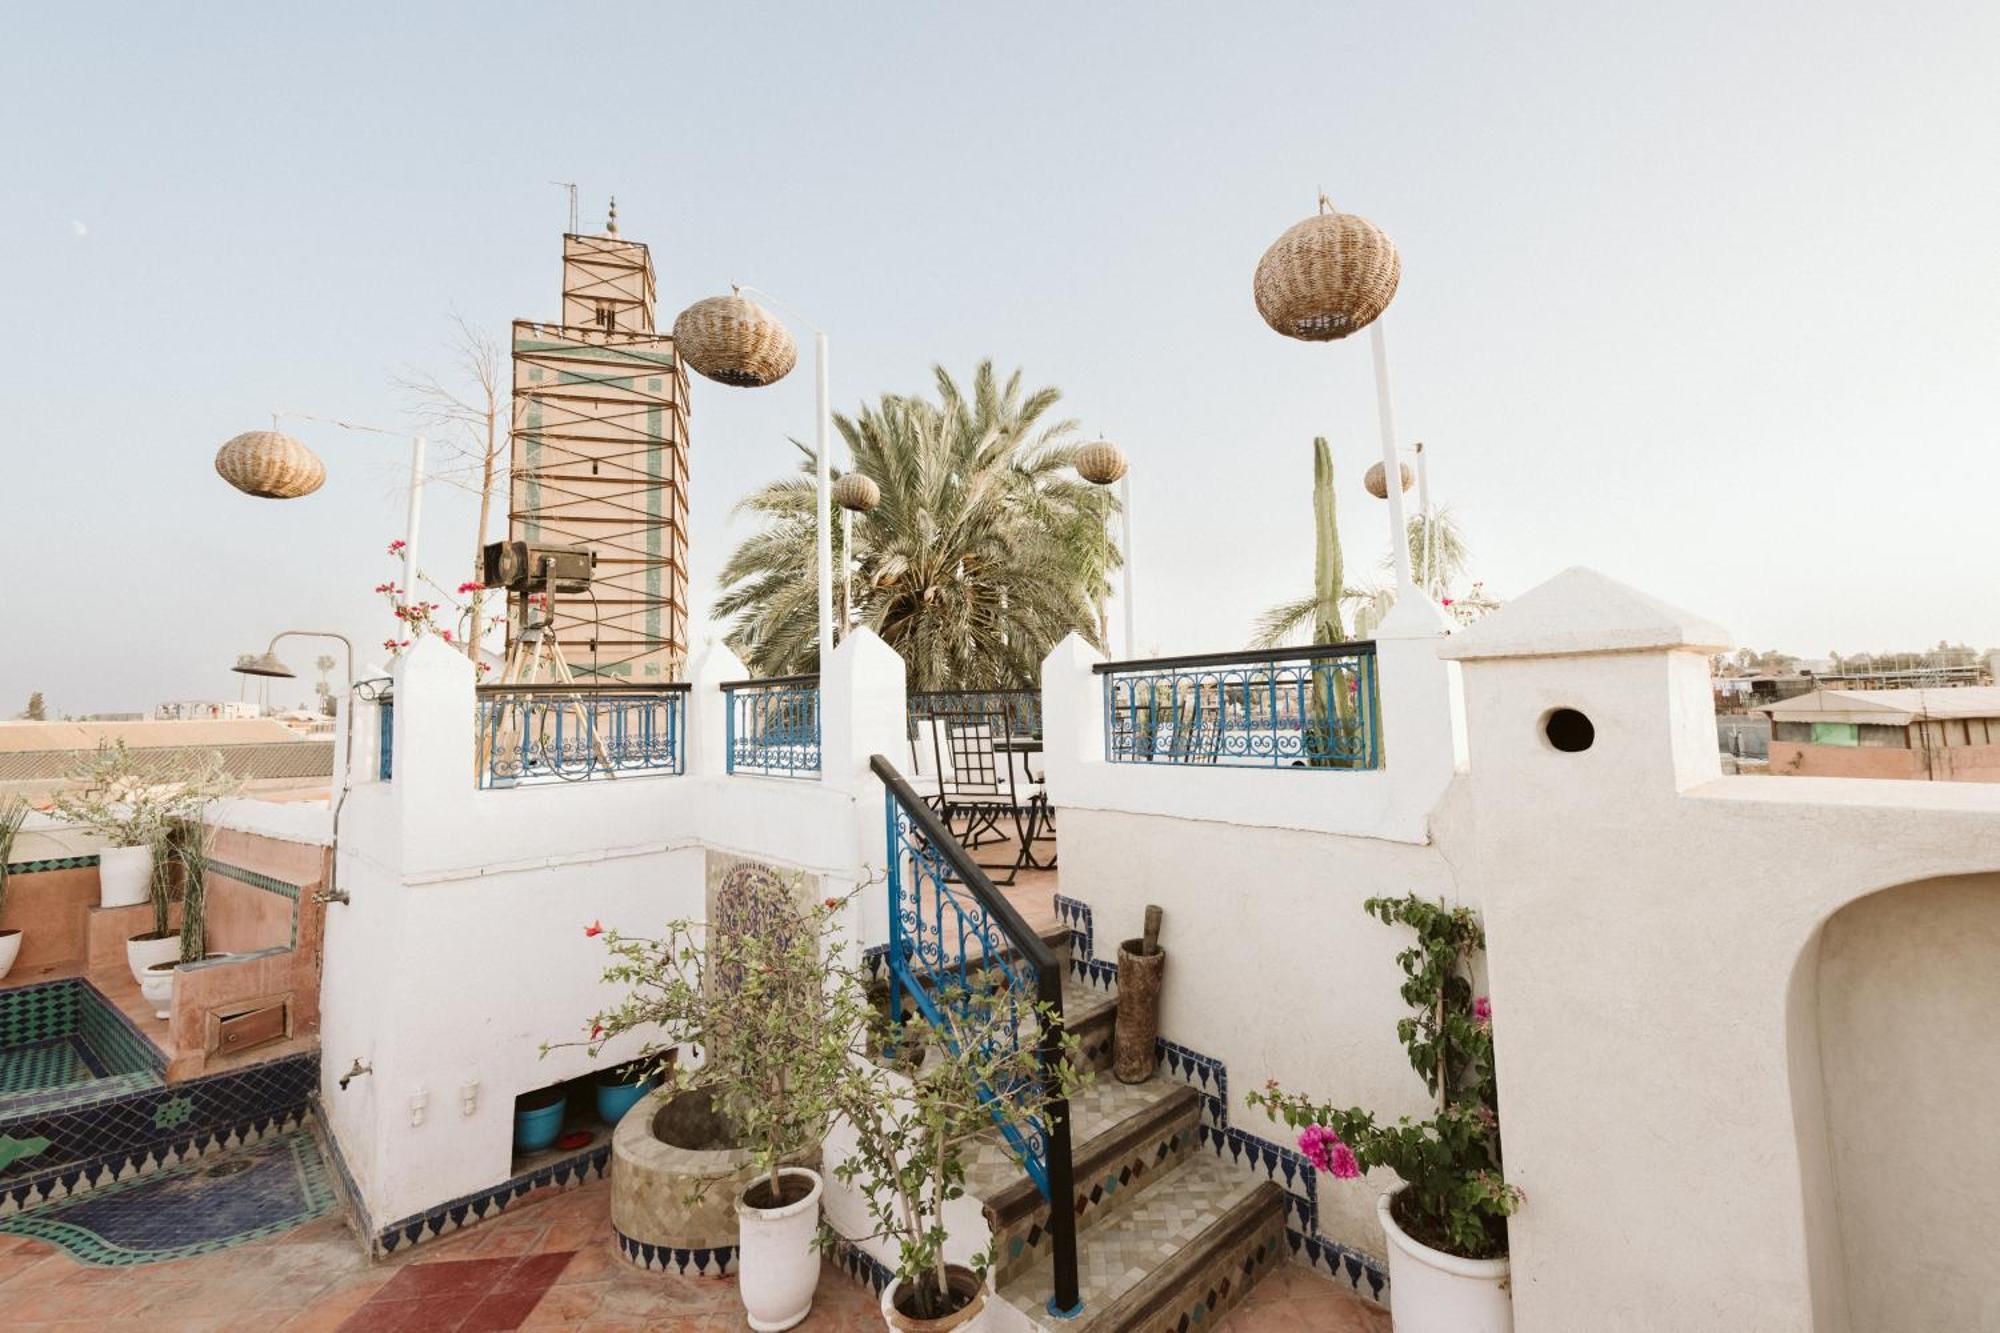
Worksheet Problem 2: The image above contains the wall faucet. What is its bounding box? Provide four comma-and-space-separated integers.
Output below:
338, 1058, 372, 1090
314, 887, 350, 906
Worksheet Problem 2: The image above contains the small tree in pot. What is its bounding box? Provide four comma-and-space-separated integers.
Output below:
563, 871, 868, 1332
832, 984, 1088, 1331
1248, 895, 1520, 1332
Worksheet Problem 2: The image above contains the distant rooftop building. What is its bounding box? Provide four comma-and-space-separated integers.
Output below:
1761, 687, 2000, 782
0, 718, 332, 799
156, 700, 262, 721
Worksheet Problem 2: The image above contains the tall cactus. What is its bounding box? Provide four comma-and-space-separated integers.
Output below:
1311, 436, 1346, 643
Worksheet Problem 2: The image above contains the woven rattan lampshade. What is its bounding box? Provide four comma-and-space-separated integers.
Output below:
1075, 440, 1128, 486
832, 473, 881, 513
1254, 198, 1400, 342
1364, 460, 1413, 499
671, 294, 796, 388
214, 430, 325, 499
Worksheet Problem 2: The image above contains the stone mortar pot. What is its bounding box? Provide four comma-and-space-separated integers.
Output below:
611, 1085, 819, 1268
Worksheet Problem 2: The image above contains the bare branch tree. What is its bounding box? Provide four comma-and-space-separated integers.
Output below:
395, 314, 506, 673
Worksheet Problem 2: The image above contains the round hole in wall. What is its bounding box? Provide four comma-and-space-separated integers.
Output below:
1543, 707, 1595, 753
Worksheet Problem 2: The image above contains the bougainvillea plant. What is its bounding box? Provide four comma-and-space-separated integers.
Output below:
373, 542, 492, 674
1246, 894, 1520, 1260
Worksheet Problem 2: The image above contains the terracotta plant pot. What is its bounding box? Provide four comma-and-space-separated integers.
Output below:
880, 1265, 989, 1333
736, 1166, 823, 1332
0, 929, 20, 983
1377, 1186, 1512, 1333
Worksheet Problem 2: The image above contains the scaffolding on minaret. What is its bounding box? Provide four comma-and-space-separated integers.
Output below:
507, 202, 691, 681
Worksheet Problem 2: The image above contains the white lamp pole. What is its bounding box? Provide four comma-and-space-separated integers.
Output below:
402, 434, 427, 613
814, 331, 834, 665
1369, 321, 1415, 592
1119, 473, 1136, 657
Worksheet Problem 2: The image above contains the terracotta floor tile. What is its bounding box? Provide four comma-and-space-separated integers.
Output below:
522, 1278, 608, 1325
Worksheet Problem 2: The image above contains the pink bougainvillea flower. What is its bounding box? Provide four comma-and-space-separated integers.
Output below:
457, 581, 484, 594
590, 1022, 604, 1040
440, 630, 454, 643
584, 920, 604, 937
1441, 597, 1455, 607
1329, 1143, 1360, 1179
1298, 1124, 1347, 1176
1474, 996, 1492, 1024
387, 539, 407, 554
823, 897, 840, 910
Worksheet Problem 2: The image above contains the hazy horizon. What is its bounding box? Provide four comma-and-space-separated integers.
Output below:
4, 3, 1996, 716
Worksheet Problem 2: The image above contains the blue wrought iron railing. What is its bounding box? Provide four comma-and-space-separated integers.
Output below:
873, 754, 1080, 1317
377, 699, 394, 781
723, 676, 822, 778
474, 684, 688, 788
907, 688, 1042, 741
1094, 641, 1382, 769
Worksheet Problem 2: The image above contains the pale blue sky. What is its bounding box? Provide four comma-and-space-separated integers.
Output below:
4, 2, 1996, 714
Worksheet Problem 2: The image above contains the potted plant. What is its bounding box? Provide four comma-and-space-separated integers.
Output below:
594, 1058, 662, 1126
833, 984, 1088, 1333
143, 817, 230, 1022
569, 874, 866, 1332
51, 742, 234, 980
0, 798, 30, 981
1248, 895, 1520, 1333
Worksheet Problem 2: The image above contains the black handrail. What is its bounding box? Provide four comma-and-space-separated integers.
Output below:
906, 686, 1039, 699
868, 754, 1080, 1317
719, 674, 820, 689
1091, 639, 1378, 675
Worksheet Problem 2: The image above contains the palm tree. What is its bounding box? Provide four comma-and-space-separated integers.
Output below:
714, 362, 1119, 689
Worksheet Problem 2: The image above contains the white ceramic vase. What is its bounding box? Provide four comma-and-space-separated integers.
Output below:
735, 1167, 824, 1332
1377, 1187, 1513, 1333
127, 932, 179, 986
141, 960, 177, 1020
97, 845, 153, 909
0, 930, 20, 982
880, 1269, 991, 1333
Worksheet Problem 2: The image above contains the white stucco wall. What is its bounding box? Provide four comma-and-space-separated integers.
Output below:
1813, 873, 2000, 1333
320, 631, 907, 1230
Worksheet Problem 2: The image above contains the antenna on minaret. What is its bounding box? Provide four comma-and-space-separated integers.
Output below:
550, 180, 578, 234
606, 196, 619, 235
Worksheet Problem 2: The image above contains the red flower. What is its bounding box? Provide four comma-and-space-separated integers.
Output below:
382, 639, 399, 651
458, 581, 484, 594
584, 921, 603, 937
440, 631, 454, 643
823, 897, 840, 910
387, 539, 407, 554
590, 1022, 604, 1040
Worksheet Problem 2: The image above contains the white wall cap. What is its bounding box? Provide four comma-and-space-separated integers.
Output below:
1437, 567, 1731, 662
1046, 631, 1108, 671
690, 638, 750, 686
1374, 587, 1454, 640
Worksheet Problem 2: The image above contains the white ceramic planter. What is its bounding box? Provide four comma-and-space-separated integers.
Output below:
141, 961, 176, 1020
97, 845, 153, 909
736, 1166, 824, 1332
127, 932, 179, 986
0, 930, 20, 982
880, 1268, 991, 1333
1378, 1188, 1512, 1333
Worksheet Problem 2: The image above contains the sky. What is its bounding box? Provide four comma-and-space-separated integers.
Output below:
3, 2, 1996, 716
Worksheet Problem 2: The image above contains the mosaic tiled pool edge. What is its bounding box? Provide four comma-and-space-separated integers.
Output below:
0, 1050, 317, 1217
0, 978, 165, 1119
373, 1139, 611, 1256
0, 1127, 336, 1266
1059, 892, 1390, 1306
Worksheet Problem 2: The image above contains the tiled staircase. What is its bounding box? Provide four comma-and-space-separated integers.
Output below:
973, 929, 1290, 1333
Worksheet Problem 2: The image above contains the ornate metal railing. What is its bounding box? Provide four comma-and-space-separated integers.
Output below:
1094, 642, 1382, 769
475, 684, 688, 788
873, 754, 1079, 1317
723, 676, 821, 778
907, 688, 1042, 741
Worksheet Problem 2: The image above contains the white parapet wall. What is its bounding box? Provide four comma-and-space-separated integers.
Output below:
319, 631, 909, 1235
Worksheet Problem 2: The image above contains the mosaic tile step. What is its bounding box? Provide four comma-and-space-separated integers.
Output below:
999, 1153, 1285, 1332
967, 1076, 1183, 1199
0, 1126, 337, 1265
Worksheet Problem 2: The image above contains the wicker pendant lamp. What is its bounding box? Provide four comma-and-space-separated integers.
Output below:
1075, 440, 1129, 486
214, 430, 326, 499
671, 292, 797, 388
832, 473, 880, 513
1364, 460, 1413, 499
1254, 195, 1400, 342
